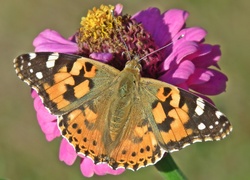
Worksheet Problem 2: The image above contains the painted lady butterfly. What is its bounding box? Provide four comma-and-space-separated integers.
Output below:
14, 52, 232, 170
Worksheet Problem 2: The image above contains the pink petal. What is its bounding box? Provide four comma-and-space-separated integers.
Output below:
31, 91, 60, 141
161, 9, 189, 43
174, 27, 207, 43
176, 82, 189, 90
188, 68, 212, 84
163, 27, 207, 60
192, 45, 221, 68
89, 53, 114, 63
114, 4, 123, 15
162, 41, 198, 71
172, 60, 195, 81
159, 60, 195, 85
80, 157, 125, 177
94, 163, 125, 176
132, 8, 162, 45
33, 29, 78, 53
185, 44, 212, 61
37, 113, 60, 141
59, 138, 77, 165
188, 68, 228, 95
133, 9, 188, 47
80, 157, 95, 177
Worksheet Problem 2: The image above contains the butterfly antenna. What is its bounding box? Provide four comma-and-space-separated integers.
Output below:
111, 9, 131, 61
138, 34, 185, 62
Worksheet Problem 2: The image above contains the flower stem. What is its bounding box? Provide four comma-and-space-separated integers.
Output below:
155, 154, 187, 180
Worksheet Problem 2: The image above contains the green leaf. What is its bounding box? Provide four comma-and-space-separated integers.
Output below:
155, 154, 187, 180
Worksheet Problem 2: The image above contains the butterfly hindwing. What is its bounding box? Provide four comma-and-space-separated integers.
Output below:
107, 98, 164, 170
57, 68, 164, 171
140, 78, 232, 152
14, 52, 120, 115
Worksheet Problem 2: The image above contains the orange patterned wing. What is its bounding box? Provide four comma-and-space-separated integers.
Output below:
57, 88, 165, 171
14, 52, 120, 115
14, 52, 232, 171
107, 102, 165, 170
140, 77, 232, 153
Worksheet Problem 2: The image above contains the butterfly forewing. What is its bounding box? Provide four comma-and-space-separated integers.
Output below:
14, 52, 119, 115
140, 77, 232, 152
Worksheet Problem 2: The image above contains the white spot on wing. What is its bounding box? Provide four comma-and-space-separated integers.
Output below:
215, 111, 224, 119
197, 97, 205, 108
29, 53, 37, 60
23, 79, 31, 85
221, 133, 227, 139
46, 53, 59, 68
209, 125, 214, 129
182, 143, 191, 148
36, 72, 43, 79
198, 123, 206, 130
195, 97, 205, 115
204, 137, 213, 141
215, 136, 221, 141
219, 128, 223, 133
28, 62, 31, 66
46, 60, 55, 68
195, 106, 204, 116
29, 69, 33, 73
192, 139, 202, 143
48, 52, 59, 60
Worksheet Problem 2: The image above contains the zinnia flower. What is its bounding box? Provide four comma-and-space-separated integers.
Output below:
31, 4, 228, 177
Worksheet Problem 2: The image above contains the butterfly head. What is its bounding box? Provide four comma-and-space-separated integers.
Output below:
124, 58, 142, 74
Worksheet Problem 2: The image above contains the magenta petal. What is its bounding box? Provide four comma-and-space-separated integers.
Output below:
188, 68, 228, 95
31, 91, 60, 141
172, 60, 195, 80
89, 53, 114, 63
94, 163, 125, 176
161, 9, 189, 42
174, 27, 207, 43
162, 41, 198, 71
80, 157, 125, 177
114, 4, 123, 15
33, 29, 78, 53
192, 45, 221, 68
59, 138, 77, 165
185, 44, 212, 61
36, 112, 60, 141
133, 9, 188, 47
80, 157, 95, 177
159, 60, 195, 85
132, 8, 162, 45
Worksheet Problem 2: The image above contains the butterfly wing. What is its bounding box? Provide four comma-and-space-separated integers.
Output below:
14, 52, 120, 115
140, 77, 232, 152
14, 53, 232, 171
14, 52, 162, 170
57, 90, 165, 171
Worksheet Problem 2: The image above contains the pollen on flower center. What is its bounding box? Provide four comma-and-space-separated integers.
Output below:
77, 5, 127, 54
78, 5, 118, 43
76, 4, 161, 78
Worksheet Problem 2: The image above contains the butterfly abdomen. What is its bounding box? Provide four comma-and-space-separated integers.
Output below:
108, 69, 140, 142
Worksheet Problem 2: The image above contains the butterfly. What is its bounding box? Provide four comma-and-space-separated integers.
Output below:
14, 52, 232, 170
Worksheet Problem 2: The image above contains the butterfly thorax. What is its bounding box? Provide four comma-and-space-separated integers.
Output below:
124, 59, 142, 73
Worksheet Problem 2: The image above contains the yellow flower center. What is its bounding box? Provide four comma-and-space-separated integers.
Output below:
76, 4, 161, 78
78, 5, 122, 44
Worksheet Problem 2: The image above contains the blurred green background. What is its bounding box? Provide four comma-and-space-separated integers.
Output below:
1, 0, 249, 179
